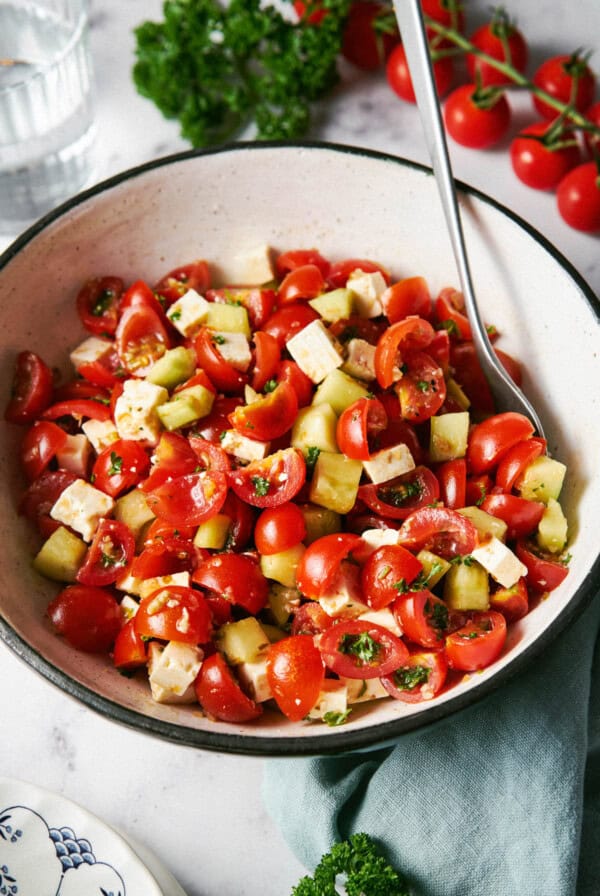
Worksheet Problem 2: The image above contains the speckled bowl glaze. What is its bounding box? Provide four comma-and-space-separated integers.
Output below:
1, 143, 599, 756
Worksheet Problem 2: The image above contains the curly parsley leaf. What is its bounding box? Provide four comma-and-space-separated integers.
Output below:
133, 0, 352, 146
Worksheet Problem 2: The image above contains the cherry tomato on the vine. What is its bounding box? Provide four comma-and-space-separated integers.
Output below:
386, 43, 453, 103
466, 14, 528, 87
510, 122, 581, 191
532, 52, 596, 120
556, 162, 600, 232
444, 84, 511, 149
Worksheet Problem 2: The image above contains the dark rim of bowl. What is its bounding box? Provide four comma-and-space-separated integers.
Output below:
1, 140, 599, 757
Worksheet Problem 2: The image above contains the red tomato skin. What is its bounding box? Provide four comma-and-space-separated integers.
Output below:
5, 351, 54, 425
154, 260, 210, 306
381, 277, 433, 322
47, 585, 121, 653
266, 635, 325, 721
207, 287, 276, 331
533, 54, 596, 120
76, 519, 136, 586
145, 470, 228, 527
556, 162, 600, 233
193, 328, 247, 394
445, 611, 507, 671
393, 590, 451, 648
296, 533, 363, 599
336, 397, 387, 461
19, 469, 78, 534
467, 412, 535, 475
467, 21, 528, 86
42, 398, 112, 423
326, 258, 390, 290
193, 553, 268, 615
252, 331, 281, 392
374, 316, 435, 389
277, 264, 326, 305
115, 304, 170, 377
135, 586, 212, 644
93, 439, 151, 498
76, 276, 124, 335
510, 122, 581, 191
276, 360, 314, 408
481, 493, 545, 541
193, 396, 243, 443
254, 503, 306, 555
358, 465, 440, 521
398, 506, 478, 559
361, 545, 423, 610
395, 350, 447, 423
387, 43, 453, 102
275, 248, 330, 279
261, 304, 319, 350
495, 437, 546, 492
489, 577, 529, 622
130, 535, 199, 579
381, 650, 448, 703
444, 85, 511, 149
290, 602, 335, 636
112, 618, 148, 670
195, 653, 262, 723
318, 619, 409, 679
515, 541, 569, 593
435, 287, 471, 340
229, 382, 298, 442
342, 2, 398, 71
227, 448, 306, 509
21, 421, 68, 482
436, 458, 467, 509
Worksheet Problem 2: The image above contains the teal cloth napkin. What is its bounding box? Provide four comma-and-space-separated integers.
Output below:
263, 595, 600, 896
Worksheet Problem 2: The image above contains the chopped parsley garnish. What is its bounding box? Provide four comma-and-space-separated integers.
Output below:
378, 479, 422, 508
338, 632, 381, 665
305, 446, 321, 471
169, 308, 182, 321
416, 380, 430, 392
437, 318, 460, 337
424, 599, 449, 633
323, 709, 352, 727
91, 288, 115, 317
394, 561, 445, 594
100, 552, 116, 568
108, 452, 123, 476
394, 665, 430, 691
263, 378, 278, 393
212, 333, 226, 345
251, 475, 270, 497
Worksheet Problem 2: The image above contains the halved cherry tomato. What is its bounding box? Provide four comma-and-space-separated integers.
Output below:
112, 618, 148, 670
393, 590, 451, 647
467, 412, 535, 474
398, 506, 478, 558
490, 577, 529, 621
329, 314, 386, 346
154, 260, 210, 305
77, 355, 124, 390
327, 258, 391, 289
48, 584, 121, 653
76, 276, 124, 336
140, 432, 199, 493
434, 288, 471, 339
195, 652, 262, 723
116, 304, 170, 376
207, 287, 276, 330
381, 650, 448, 703
495, 437, 546, 492
188, 437, 231, 473
374, 393, 423, 461
358, 465, 440, 521
174, 369, 216, 396
277, 264, 326, 305
427, 329, 451, 375
228, 448, 306, 508
395, 350, 447, 423
291, 601, 334, 636
515, 540, 569, 592
254, 502, 306, 555
92, 439, 151, 498
119, 279, 166, 317
481, 493, 545, 541
261, 303, 319, 349
374, 316, 435, 389
436, 458, 466, 509
21, 421, 68, 481
19, 469, 78, 535
145, 470, 228, 527
192, 395, 242, 442
251, 331, 281, 392
42, 398, 112, 423
266, 635, 325, 721
361, 544, 423, 610
336, 397, 387, 461
275, 360, 314, 408
445, 610, 507, 671
229, 382, 298, 442
275, 248, 330, 280
193, 552, 268, 615
318, 619, 409, 679
77, 519, 135, 586
465, 473, 493, 507
296, 532, 362, 599
219, 491, 256, 550
193, 327, 247, 394
52, 380, 111, 403
144, 519, 196, 545
5, 351, 54, 425
131, 535, 200, 579
134, 585, 212, 644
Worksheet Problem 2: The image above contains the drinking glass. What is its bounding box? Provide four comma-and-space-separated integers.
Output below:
0, 0, 96, 235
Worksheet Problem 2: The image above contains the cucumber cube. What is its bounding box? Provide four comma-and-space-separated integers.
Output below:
205, 302, 250, 336
429, 412, 470, 462
312, 369, 369, 415
301, 503, 342, 544
458, 506, 508, 542
260, 543, 306, 588
157, 384, 214, 431
217, 617, 270, 665
34, 527, 87, 582
309, 451, 363, 514
291, 403, 339, 455
145, 346, 196, 390
536, 498, 568, 554
443, 560, 490, 611
516, 455, 566, 503
309, 288, 355, 322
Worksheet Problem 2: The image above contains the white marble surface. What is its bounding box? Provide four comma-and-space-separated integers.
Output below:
0, 2, 598, 894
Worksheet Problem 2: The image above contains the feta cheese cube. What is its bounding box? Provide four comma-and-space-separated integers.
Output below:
346, 270, 387, 318
56, 434, 92, 478
50, 478, 114, 542
166, 288, 211, 337
342, 338, 377, 381
362, 443, 415, 485
211, 331, 252, 372
343, 676, 389, 704
360, 527, 402, 556
286, 319, 344, 384
471, 537, 528, 589
82, 418, 119, 454
307, 679, 349, 721
224, 244, 275, 286
319, 561, 369, 618
114, 379, 168, 445
221, 430, 271, 463
69, 336, 113, 370
138, 571, 191, 600
237, 657, 273, 703
357, 608, 402, 637
148, 641, 203, 704
119, 595, 139, 622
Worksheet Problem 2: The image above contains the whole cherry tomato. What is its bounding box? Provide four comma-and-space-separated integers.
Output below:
48, 585, 121, 653
386, 43, 453, 103
556, 162, 600, 233
195, 653, 262, 723
510, 122, 581, 191
532, 52, 596, 120
5, 351, 54, 425
444, 84, 511, 149
266, 635, 324, 721
466, 13, 528, 86
342, 2, 398, 71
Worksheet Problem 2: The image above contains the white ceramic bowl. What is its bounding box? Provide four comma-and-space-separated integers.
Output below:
1, 143, 599, 756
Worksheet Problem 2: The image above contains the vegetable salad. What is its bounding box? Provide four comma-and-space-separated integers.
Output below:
4, 245, 571, 725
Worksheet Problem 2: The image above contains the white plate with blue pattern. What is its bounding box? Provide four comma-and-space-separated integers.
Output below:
0, 777, 186, 896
